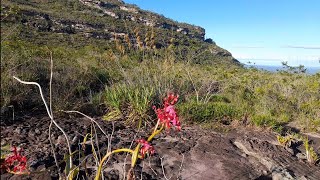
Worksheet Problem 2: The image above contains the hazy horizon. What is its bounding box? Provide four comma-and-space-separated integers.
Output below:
238, 59, 320, 67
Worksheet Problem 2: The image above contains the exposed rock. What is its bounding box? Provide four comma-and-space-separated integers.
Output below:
271, 167, 295, 180
2, 0, 238, 65
296, 153, 306, 160
2, 117, 319, 179
79, 0, 119, 18
120, 6, 138, 13
77, 0, 206, 40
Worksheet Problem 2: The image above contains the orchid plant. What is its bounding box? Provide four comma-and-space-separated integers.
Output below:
95, 93, 181, 180
0, 93, 180, 178
0, 146, 29, 175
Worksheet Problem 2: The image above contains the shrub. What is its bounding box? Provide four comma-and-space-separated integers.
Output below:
103, 84, 155, 127
178, 101, 238, 123
251, 114, 280, 128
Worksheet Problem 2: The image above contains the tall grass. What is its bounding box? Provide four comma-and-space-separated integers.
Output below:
103, 84, 155, 127
101, 54, 319, 132
1, 35, 319, 132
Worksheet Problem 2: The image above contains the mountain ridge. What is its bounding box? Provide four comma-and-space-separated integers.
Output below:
1, 0, 239, 65
1, 0, 241, 115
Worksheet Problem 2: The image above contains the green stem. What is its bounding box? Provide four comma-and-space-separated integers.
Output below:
95, 148, 133, 180
147, 125, 164, 142
131, 144, 141, 168
96, 124, 164, 179
153, 119, 160, 134
131, 125, 164, 168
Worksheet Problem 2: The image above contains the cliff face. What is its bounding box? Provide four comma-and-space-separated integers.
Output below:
1, 0, 238, 64
78, 0, 206, 40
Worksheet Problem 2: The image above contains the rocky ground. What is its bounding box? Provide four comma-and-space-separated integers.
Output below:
1, 115, 319, 180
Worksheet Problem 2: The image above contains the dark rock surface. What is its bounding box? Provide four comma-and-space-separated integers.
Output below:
1, 116, 319, 179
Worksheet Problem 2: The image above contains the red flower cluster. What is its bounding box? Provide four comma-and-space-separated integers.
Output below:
137, 139, 155, 159
2, 146, 28, 174
153, 93, 181, 131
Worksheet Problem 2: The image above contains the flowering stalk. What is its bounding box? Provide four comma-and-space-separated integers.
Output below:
153, 93, 181, 131
148, 125, 164, 142
95, 93, 180, 180
95, 148, 134, 180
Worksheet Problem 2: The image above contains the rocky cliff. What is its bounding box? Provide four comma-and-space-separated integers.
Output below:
1, 0, 238, 64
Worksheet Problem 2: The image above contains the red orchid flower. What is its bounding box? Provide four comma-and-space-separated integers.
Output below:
163, 93, 179, 106
137, 139, 155, 159
153, 93, 181, 131
2, 146, 28, 174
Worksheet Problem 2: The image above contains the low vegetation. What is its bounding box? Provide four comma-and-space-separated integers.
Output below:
1, 0, 319, 178
1, 36, 319, 133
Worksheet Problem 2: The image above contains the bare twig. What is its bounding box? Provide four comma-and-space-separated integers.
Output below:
77, 140, 81, 180
12, 76, 73, 169
13, 77, 52, 118
63, 111, 108, 136
140, 161, 144, 180
49, 51, 53, 116
63, 110, 111, 180
90, 125, 99, 167
49, 120, 61, 177
147, 156, 157, 176
93, 123, 102, 162
91, 123, 105, 180
108, 122, 115, 153
66, 111, 116, 180
47, 51, 62, 176
186, 70, 199, 103
122, 130, 139, 180
160, 156, 171, 180
177, 154, 185, 178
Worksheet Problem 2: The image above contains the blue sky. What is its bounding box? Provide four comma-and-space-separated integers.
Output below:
123, 0, 320, 67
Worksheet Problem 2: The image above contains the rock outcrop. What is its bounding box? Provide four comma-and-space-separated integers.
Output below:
1, 117, 319, 179
2, 0, 238, 65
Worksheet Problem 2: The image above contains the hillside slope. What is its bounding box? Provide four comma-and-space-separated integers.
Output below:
1, 0, 240, 114
1, 0, 238, 64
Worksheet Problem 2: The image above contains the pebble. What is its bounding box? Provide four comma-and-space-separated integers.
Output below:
298, 176, 308, 180
241, 153, 248, 157
296, 153, 306, 160
72, 135, 79, 144
35, 128, 41, 135
14, 127, 22, 134
56, 135, 66, 145
43, 139, 50, 144
28, 131, 36, 137
272, 167, 295, 180
285, 147, 294, 155
1, 139, 7, 146
37, 164, 47, 171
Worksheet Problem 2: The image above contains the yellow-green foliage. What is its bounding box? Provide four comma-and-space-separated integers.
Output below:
304, 137, 320, 164
2, 39, 319, 132
1, 16, 319, 132
0, 39, 134, 115
178, 101, 238, 123
103, 84, 155, 126
0, 145, 11, 159
277, 134, 295, 147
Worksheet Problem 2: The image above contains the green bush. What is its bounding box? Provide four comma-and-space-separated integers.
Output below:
178, 101, 238, 123
2, 0, 319, 132
103, 84, 155, 127
252, 114, 278, 127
